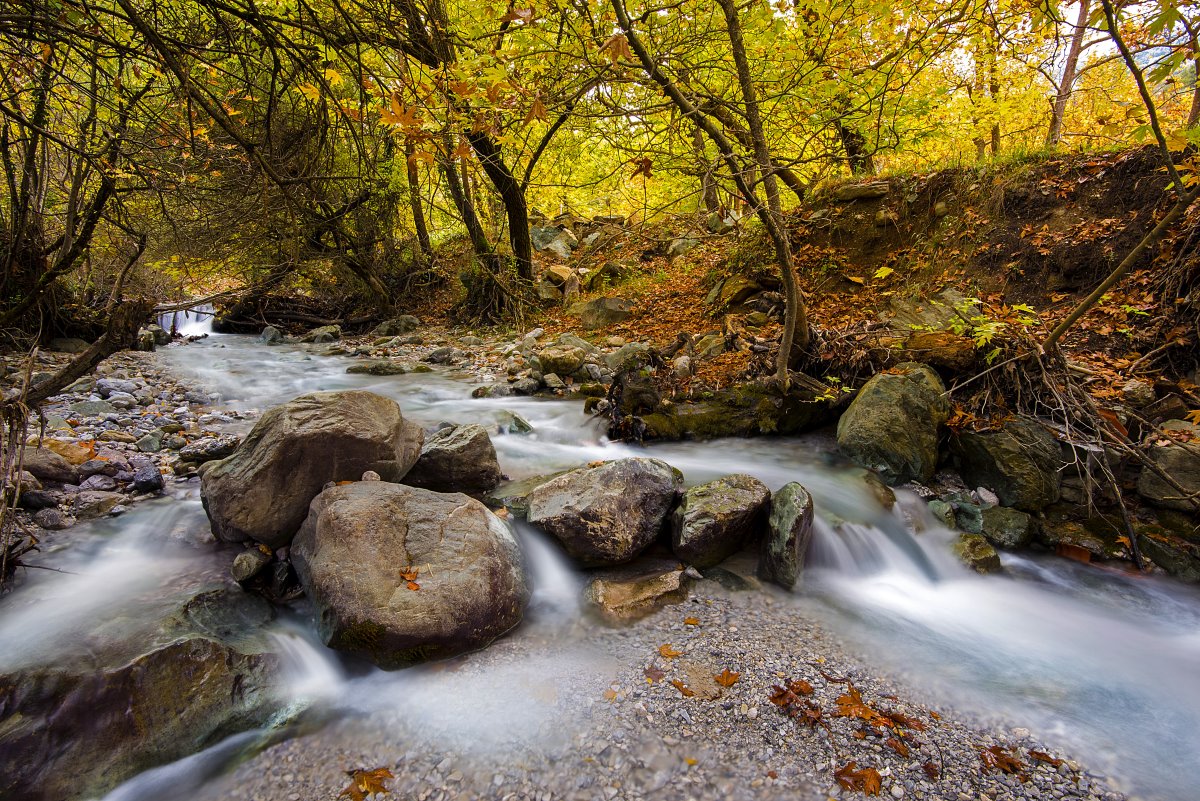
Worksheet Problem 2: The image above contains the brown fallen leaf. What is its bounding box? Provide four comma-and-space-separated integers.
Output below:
684, 616, 700, 626
714, 669, 740, 687
886, 736, 910, 757
979, 745, 1027, 780
670, 679, 695, 697
1030, 750, 1064, 768
658, 644, 683, 659
834, 761, 882, 796
643, 664, 666, 683
340, 767, 393, 801
922, 760, 940, 780
603, 688, 618, 701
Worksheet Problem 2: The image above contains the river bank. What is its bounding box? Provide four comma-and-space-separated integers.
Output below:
3, 332, 1198, 801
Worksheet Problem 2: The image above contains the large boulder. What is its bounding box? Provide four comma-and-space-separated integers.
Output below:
291, 482, 527, 669
200, 390, 423, 548
527, 458, 682, 566
537, 344, 586, 377
757, 482, 814, 590
371, 315, 421, 337
1136, 421, 1200, 512
580, 297, 633, 329
0, 586, 280, 801
402, 423, 502, 495
671, 474, 771, 568
836, 363, 950, 484
952, 416, 1061, 511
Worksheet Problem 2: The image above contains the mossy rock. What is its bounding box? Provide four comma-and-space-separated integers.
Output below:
954, 533, 1002, 574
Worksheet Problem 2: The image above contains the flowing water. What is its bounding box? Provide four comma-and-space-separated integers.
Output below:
6, 332, 1198, 800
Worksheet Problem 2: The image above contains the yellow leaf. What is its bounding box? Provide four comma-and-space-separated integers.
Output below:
340, 767, 393, 801
873, 266, 894, 280
324, 68, 344, 87
1185, 409, 1200, 425
683, 617, 700, 626
847, 276, 866, 285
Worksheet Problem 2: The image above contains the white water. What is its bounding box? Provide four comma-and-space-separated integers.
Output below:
158, 303, 215, 337
12, 332, 1195, 801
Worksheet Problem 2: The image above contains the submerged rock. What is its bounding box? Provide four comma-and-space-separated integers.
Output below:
836, 363, 950, 485
292, 482, 527, 669
757, 482, 814, 590
527, 458, 682, 566
200, 390, 423, 548
671, 474, 770, 568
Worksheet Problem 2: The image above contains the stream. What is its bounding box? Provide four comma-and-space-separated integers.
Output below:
5, 331, 1199, 801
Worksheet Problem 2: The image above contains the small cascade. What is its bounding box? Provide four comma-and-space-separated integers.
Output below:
513, 521, 584, 626
158, 303, 215, 337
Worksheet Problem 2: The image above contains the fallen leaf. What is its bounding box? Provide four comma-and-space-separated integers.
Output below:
922, 760, 940, 780
340, 767, 393, 801
847, 276, 866, 285
684, 756, 697, 766
886, 736, 910, 757
670, 679, 695, 697
1030, 750, 1064, 768
979, 745, 1027, 780
603, 688, 618, 701
834, 761, 882, 796
658, 644, 683, 659
644, 665, 666, 683
406, 581, 420, 591
714, 669, 740, 687
684, 616, 700, 626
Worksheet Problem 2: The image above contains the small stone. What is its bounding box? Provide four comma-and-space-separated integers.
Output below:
361, 471, 381, 481
33, 508, 73, 530
231, 548, 273, 583
133, 465, 165, 494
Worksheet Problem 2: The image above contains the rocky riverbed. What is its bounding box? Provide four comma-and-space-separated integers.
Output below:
185, 569, 1126, 801
4, 331, 1197, 801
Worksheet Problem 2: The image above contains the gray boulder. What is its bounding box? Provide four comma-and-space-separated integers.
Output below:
537, 344, 586, 377
258, 325, 283, 344
671, 474, 770, 568
836, 363, 950, 484
527, 458, 682, 566
403, 423, 502, 495
757, 482, 814, 590
200, 390, 423, 548
372, 315, 421, 336
299, 324, 341, 343
952, 416, 1061, 511
292, 482, 527, 669
580, 297, 633, 329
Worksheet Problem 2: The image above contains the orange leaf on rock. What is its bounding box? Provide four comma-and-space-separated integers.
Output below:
340, 767, 393, 801
658, 644, 682, 659
684, 617, 700, 626
670, 679, 695, 697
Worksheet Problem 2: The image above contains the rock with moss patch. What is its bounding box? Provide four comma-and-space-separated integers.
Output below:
292, 482, 527, 669
1136, 421, 1200, 512
671, 474, 770, 568
836, 363, 950, 484
758, 482, 814, 590
954, 533, 1002, 573
952, 416, 1061, 511
980, 506, 1034, 550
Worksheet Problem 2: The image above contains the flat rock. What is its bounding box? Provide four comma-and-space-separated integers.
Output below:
583, 558, 691, 624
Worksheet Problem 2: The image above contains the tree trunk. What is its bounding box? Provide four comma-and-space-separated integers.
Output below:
716, 0, 807, 379
1046, 0, 1091, 147
693, 125, 720, 214
404, 139, 433, 263
466, 131, 533, 281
